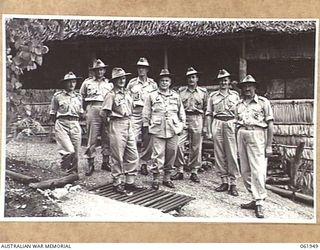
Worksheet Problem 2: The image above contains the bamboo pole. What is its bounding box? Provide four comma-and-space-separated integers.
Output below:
290, 142, 305, 188
6, 170, 39, 184
266, 184, 313, 206
239, 38, 247, 81
29, 174, 79, 189
164, 46, 168, 69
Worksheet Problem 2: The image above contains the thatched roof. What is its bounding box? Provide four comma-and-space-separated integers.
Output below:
37, 19, 317, 42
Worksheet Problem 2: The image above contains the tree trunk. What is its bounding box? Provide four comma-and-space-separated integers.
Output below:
29, 174, 79, 189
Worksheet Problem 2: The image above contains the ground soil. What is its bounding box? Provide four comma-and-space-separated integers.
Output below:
4, 140, 315, 221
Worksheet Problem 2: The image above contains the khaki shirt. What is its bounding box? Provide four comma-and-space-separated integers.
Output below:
101, 88, 133, 118
50, 90, 83, 118
179, 86, 208, 114
206, 89, 239, 118
236, 94, 274, 128
143, 90, 186, 139
80, 76, 113, 102
126, 77, 158, 108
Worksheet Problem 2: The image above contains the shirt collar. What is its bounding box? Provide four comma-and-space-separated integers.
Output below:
158, 89, 173, 97
63, 90, 75, 96
240, 94, 258, 103
93, 76, 106, 81
115, 88, 125, 94
186, 86, 199, 93
217, 89, 231, 97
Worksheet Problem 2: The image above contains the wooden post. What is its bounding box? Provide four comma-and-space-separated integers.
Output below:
239, 38, 247, 81
290, 141, 305, 188
164, 46, 168, 69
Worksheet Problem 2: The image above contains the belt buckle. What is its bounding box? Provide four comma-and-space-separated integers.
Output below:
244, 126, 255, 130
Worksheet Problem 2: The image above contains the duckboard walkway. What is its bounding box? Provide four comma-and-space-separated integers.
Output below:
89, 183, 195, 213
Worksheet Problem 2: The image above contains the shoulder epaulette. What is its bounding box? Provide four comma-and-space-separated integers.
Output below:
178, 86, 188, 92
53, 90, 63, 96
83, 77, 93, 82
258, 95, 269, 102
149, 87, 158, 92
128, 77, 138, 84
209, 90, 219, 97
198, 86, 208, 92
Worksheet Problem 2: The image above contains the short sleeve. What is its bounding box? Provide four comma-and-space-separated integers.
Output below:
206, 95, 213, 116
49, 95, 58, 115
264, 99, 274, 122
101, 92, 114, 112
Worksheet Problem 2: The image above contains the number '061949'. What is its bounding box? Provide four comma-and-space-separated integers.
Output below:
300, 244, 319, 248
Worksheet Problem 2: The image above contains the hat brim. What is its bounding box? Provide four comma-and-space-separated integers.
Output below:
238, 81, 258, 85
136, 64, 150, 67
186, 71, 201, 77
216, 74, 231, 80
110, 73, 132, 81
158, 73, 174, 79
89, 65, 108, 70
60, 77, 82, 82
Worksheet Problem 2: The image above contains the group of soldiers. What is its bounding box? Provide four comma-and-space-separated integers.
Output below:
49, 57, 274, 219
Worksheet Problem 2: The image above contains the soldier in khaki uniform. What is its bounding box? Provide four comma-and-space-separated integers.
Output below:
100, 68, 142, 194
171, 67, 208, 183
126, 58, 158, 175
206, 69, 240, 196
50, 72, 84, 176
236, 75, 274, 219
143, 69, 186, 190
80, 59, 113, 176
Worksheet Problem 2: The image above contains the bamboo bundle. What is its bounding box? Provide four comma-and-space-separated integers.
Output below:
23, 89, 57, 103
274, 136, 313, 147
273, 124, 314, 137
271, 100, 314, 123
295, 170, 313, 193
278, 145, 314, 160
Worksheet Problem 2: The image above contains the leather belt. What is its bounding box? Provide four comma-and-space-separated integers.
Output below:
214, 116, 234, 121
186, 111, 202, 116
240, 125, 265, 130
86, 101, 103, 106
110, 116, 131, 121
58, 116, 79, 121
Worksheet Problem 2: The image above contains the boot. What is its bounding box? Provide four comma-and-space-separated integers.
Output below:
190, 173, 200, 183
171, 172, 184, 180
101, 162, 111, 172
101, 156, 111, 171
255, 205, 264, 218
85, 159, 95, 176
140, 164, 149, 176
228, 185, 239, 196
215, 183, 229, 192
152, 173, 160, 190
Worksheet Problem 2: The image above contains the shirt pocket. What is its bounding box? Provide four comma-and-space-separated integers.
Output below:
86, 84, 97, 96
152, 99, 163, 111
212, 99, 224, 112
195, 99, 203, 109
168, 98, 179, 111
149, 116, 162, 132
58, 101, 69, 114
